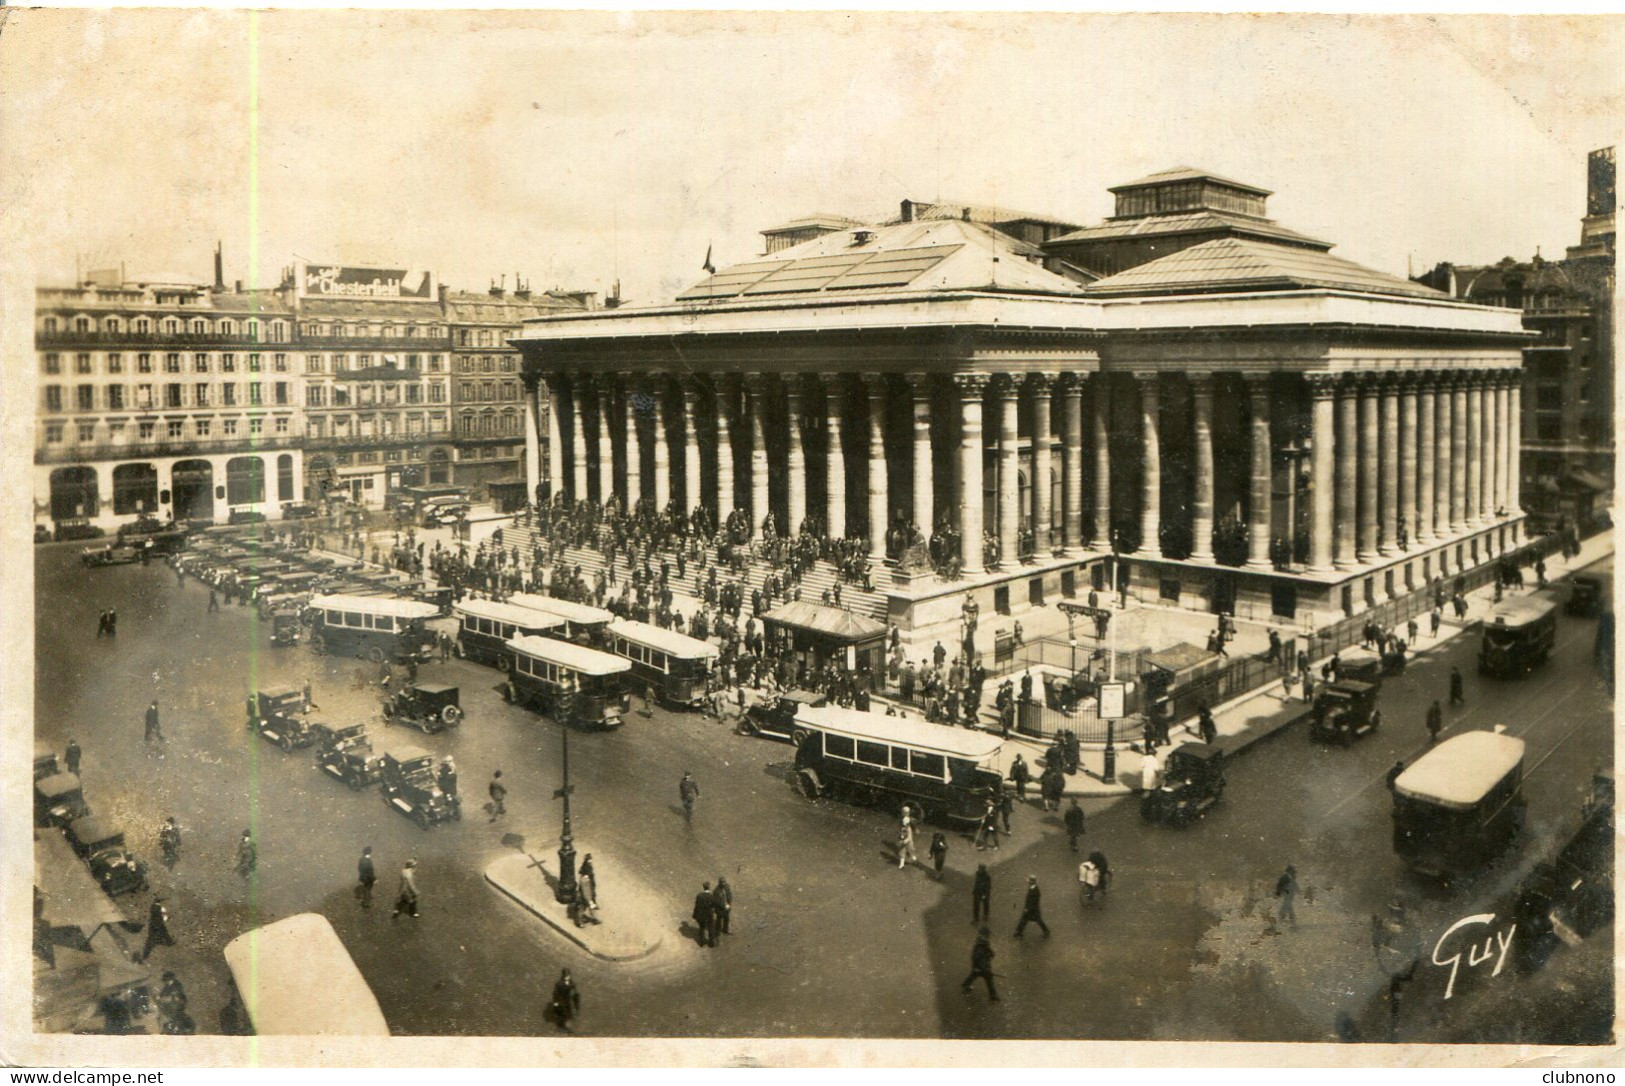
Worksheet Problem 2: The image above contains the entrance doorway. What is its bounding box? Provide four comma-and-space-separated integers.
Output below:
170, 459, 214, 521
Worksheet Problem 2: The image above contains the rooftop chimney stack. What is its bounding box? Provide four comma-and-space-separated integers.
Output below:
214, 241, 224, 290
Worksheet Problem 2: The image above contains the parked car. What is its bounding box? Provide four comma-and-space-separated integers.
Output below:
35, 772, 89, 828
66, 817, 149, 896
380, 745, 459, 828
280, 502, 318, 520
314, 724, 384, 790
1309, 679, 1381, 746
382, 682, 463, 734
247, 686, 315, 751
1141, 743, 1227, 826
80, 544, 140, 567
740, 689, 827, 745
228, 509, 268, 525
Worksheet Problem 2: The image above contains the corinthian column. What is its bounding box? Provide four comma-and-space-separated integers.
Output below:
1378, 375, 1399, 556
1399, 374, 1418, 550
595, 376, 615, 508
863, 374, 889, 561
1029, 373, 1055, 556
820, 375, 846, 539
747, 375, 770, 536
1357, 376, 1379, 564
570, 377, 589, 503
956, 374, 988, 576
785, 376, 807, 535
1189, 372, 1216, 563
522, 379, 541, 502
1058, 374, 1084, 557
1450, 374, 1468, 532
1334, 378, 1357, 569
713, 377, 734, 525
1306, 375, 1336, 572
622, 385, 641, 509
994, 374, 1020, 565
1136, 372, 1161, 556
1244, 373, 1273, 570
909, 374, 934, 541
1416, 373, 1437, 544
1089, 375, 1111, 550
650, 379, 671, 514
1465, 372, 1482, 526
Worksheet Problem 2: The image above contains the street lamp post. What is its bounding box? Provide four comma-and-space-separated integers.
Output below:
552, 709, 578, 905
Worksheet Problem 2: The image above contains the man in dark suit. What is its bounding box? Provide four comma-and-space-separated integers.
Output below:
971, 864, 992, 925
1014, 875, 1050, 938
692, 881, 719, 947
960, 927, 999, 1001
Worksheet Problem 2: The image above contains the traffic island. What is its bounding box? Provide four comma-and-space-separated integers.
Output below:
485, 850, 666, 963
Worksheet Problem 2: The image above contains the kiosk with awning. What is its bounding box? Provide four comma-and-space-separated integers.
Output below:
761, 600, 887, 687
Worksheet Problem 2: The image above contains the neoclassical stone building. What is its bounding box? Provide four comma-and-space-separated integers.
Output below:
514, 170, 1530, 636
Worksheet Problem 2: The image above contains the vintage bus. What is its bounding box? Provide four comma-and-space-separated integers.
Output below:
791, 706, 1003, 825
454, 599, 564, 668
508, 592, 614, 646
505, 634, 632, 729
607, 619, 719, 708
222, 913, 389, 1036
306, 593, 440, 664
1479, 596, 1559, 677
1393, 729, 1527, 880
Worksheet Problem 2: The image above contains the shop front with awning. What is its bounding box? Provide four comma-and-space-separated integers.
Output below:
762, 600, 887, 688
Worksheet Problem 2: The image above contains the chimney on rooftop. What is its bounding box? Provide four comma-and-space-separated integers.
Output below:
900, 199, 913, 223
214, 241, 225, 290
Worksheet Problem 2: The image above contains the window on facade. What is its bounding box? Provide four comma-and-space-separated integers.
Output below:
195, 419, 211, 438
408, 354, 421, 370
248, 354, 261, 372
221, 353, 236, 372
77, 421, 95, 443
43, 354, 61, 374
136, 385, 153, 409
275, 382, 289, 405
75, 317, 90, 333
249, 417, 263, 436
107, 385, 125, 410
165, 354, 181, 373
44, 386, 62, 412
223, 418, 238, 436
190, 319, 207, 335
501, 357, 515, 372
429, 355, 444, 372
194, 353, 209, 372
249, 383, 262, 406
358, 354, 372, 369
1536, 383, 1563, 410
270, 322, 286, 342
1536, 416, 1561, 440
429, 383, 445, 402
133, 318, 150, 335
223, 384, 237, 406
45, 422, 64, 444
307, 354, 323, 372
244, 321, 258, 341
333, 355, 347, 372
43, 317, 59, 333
108, 421, 125, 440
138, 420, 155, 440
460, 382, 475, 402
194, 383, 209, 406
430, 411, 446, 430
105, 318, 122, 334
406, 384, 421, 404
274, 354, 287, 372
167, 420, 184, 439
163, 319, 180, 335
76, 354, 92, 374
307, 385, 326, 407
334, 387, 350, 406
165, 384, 182, 408
308, 418, 323, 437
274, 416, 289, 435
137, 353, 152, 373
108, 353, 122, 373
76, 385, 95, 411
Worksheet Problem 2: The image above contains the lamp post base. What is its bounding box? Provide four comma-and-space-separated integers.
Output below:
555, 840, 577, 904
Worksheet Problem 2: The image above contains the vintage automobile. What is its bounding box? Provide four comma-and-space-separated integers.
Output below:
1309, 679, 1382, 746
247, 686, 315, 751
35, 749, 60, 781
740, 689, 828, 745
314, 724, 384, 790
1567, 571, 1608, 618
269, 607, 303, 648
65, 816, 149, 896
380, 745, 460, 828
81, 544, 141, 568
382, 682, 463, 734
1140, 743, 1227, 826
280, 501, 318, 520
35, 771, 89, 828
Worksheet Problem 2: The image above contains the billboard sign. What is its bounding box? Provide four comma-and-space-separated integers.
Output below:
296, 262, 436, 300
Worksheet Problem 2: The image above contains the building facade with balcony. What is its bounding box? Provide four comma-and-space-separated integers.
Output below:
444, 284, 593, 493
1416, 147, 1615, 533
516, 168, 1531, 632
34, 270, 306, 527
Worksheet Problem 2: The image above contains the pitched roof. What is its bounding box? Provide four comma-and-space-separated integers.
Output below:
762, 599, 887, 641
762, 213, 869, 234
678, 217, 1087, 303
1109, 166, 1272, 196
1047, 209, 1330, 250
1083, 237, 1448, 300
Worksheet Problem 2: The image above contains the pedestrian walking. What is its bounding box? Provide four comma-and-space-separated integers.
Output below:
929, 832, 948, 880
488, 770, 507, 822
208, 589, 220, 613
1197, 705, 1217, 746
1041, 765, 1064, 812
356, 846, 376, 908
692, 881, 719, 947
302, 679, 318, 712
1274, 865, 1299, 927
897, 812, 919, 869
1014, 875, 1050, 938
679, 770, 700, 823
144, 701, 164, 743
234, 830, 256, 878
574, 856, 600, 927
973, 800, 1000, 851
139, 898, 174, 963
1449, 666, 1464, 707
714, 874, 732, 934
64, 737, 81, 776
1425, 700, 1443, 745
1063, 798, 1085, 851
551, 969, 581, 1032
1430, 608, 1442, 637
998, 788, 1014, 835
1079, 851, 1111, 905
1140, 748, 1160, 793
159, 816, 181, 867
95, 609, 108, 638
1301, 670, 1315, 704
1407, 618, 1418, 646
960, 927, 1000, 1001
972, 864, 992, 924
1009, 753, 1030, 800
391, 858, 420, 919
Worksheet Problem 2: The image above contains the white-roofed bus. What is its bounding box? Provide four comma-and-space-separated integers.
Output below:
791, 705, 1003, 825
607, 619, 719, 709
1478, 596, 1559, 678
222, 913, 389, 1036
505, 634, 633, 729
1392, 729, 1527, 881
306, 593, 440, 665
453, 598, 565, 669
507, 592, 614, 647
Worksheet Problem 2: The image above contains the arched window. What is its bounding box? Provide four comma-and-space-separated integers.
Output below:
113, 463, 159, 515
75, 316, 91, 333
105, 317, 123, 334
226, 456, 266, 506
277, 453, 295, 501
49, 466, 100, 520
219, 319, 236, 336
191, 318, 208, 335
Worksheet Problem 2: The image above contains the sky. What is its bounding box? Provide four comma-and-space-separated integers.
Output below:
2, 11, 1619, 306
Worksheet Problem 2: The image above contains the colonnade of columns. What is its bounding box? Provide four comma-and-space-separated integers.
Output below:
531, 365, 1520, 578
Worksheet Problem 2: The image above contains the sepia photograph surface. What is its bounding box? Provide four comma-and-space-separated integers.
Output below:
2, 8, 1619, 1067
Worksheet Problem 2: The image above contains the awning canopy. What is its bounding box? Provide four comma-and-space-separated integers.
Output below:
762, 600, 887, 643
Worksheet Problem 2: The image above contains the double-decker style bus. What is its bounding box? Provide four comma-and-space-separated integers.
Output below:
607, 619, 718, 708
791, 706, 1003, 824
505, 634, 632, 729
223, 913, 389, 1036
306, 594, 440, 664
1479, 596, 1559, 677
508, 592, 614, 646
1393, 729, 1527, 880
454, 599, 564, 668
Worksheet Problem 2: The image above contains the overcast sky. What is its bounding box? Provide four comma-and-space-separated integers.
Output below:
3, 11, 1618, 305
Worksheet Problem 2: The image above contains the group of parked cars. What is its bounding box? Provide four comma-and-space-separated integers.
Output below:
34, 750, 148, 898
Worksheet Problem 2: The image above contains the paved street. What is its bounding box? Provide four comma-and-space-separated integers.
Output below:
35, 540, 1612, 1040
